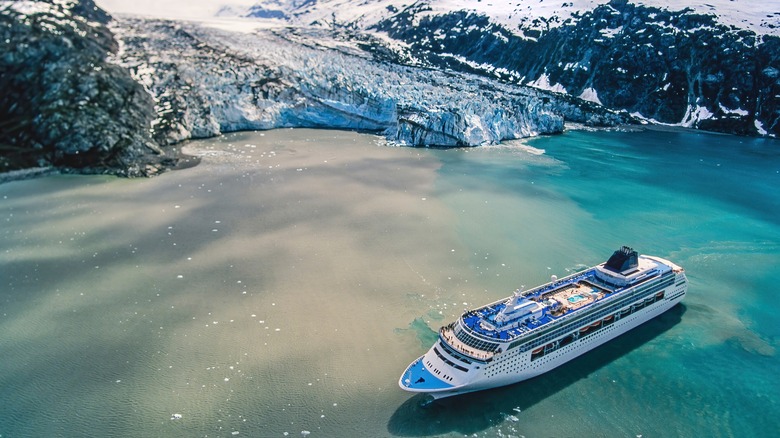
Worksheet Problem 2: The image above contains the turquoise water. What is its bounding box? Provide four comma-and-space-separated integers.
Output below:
1, 128, 779, 436
567, 295, 585, 304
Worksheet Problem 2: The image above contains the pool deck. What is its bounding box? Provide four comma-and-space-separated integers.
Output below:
548, 282, 605, 315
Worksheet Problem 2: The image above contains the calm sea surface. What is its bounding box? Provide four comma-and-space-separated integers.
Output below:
1, 128, 778, 437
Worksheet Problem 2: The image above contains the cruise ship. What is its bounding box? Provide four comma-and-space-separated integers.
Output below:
399, 247, 687, 399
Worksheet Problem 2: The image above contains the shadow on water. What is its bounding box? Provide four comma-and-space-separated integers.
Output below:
387, 304, 687, 437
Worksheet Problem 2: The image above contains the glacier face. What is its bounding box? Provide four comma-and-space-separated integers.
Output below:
113, 20, 627, 148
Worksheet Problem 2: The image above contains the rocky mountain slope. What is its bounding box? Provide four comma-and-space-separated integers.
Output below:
238, 0, 780, 137
0, 0, 176, 176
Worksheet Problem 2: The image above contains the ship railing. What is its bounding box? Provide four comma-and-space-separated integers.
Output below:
516, 269, 594, 300
440, 325, 495, 362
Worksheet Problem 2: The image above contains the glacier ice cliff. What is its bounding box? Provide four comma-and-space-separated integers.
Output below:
113, 21, 628, 148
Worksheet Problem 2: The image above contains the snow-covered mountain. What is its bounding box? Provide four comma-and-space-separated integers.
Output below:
232, 0, 780, 137
236, 0, 779, 38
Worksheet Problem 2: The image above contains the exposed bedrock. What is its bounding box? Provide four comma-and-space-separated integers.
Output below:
374, 0, 780, 137
0, 0, 177, 176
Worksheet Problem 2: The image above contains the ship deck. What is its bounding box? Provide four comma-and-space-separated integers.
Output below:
460, 269, 615, 343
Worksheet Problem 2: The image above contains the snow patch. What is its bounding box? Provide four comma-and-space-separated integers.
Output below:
755, 119, 768, 135
599, 25, 623, 38
529, 73, 567, 94
718, 103, 749, 116
680, 104, 714, 127
578, 87, 602, 105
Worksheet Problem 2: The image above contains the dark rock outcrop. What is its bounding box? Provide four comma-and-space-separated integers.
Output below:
374, 0, 780, 137
0, 0, 176, 176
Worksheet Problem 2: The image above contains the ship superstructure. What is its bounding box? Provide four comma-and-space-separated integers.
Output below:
399, 247, 687, 399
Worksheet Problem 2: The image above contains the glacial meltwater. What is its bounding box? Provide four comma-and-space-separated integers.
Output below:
1, 128, 778, 437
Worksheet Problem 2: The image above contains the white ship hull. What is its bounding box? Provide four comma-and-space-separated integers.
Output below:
430, 290, 683, 399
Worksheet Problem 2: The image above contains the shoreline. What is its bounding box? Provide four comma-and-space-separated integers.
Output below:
2, 123, 775, 184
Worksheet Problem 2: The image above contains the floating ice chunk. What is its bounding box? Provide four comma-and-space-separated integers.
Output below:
301, 432, 310, 437
171, 413, 182, 420
232, 432, 240, 436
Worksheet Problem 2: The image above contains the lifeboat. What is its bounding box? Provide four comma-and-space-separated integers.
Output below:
604, 315, 613, 322
579, 326, 590, 334
656, 292, 665, 299
590, 321, 601, 328
532, 347, 543, 355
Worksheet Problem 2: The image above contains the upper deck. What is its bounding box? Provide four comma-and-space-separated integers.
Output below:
443, 248, 677, 361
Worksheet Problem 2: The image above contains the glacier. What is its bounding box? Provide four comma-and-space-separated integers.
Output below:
113, 20, 628, 148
